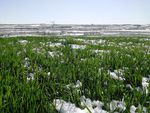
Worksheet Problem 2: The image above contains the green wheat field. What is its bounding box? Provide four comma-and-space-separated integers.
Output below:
0, 36, 150, 113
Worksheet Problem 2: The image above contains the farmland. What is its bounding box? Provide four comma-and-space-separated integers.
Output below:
1, 24, 150, 37
0, 36, 150, 113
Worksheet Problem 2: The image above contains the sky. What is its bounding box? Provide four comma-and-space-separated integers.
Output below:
0, 0, 150, 24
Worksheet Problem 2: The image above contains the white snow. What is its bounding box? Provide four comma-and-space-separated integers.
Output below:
24, 57, 30, 68
47, 72, 51, 79
85, 39, 106, 45
25, 57, 29, 61
92, 50, 110, 54
130, 104, 147, 113
108, 70, 125, 81
53, 96, 108, 113
27, 73, 34, 81
80, 96, 108, 113
47, 42, 63, 47
142, 77, 149, 94
114, 69, 124, 76
65, 80, 82, 89
74, 39, 106, 45
130, 105, 136, 113
47, 72, 50, 76
70, 44, 86, 49
109, 100, 126, 112
74, 38, 85, 42
48, 51, 55, 57
18, 40, 28, 45
109, 71, 119, 80
48, 51, 62, 57
53, 99, 84, 113
75, 80, 82, 88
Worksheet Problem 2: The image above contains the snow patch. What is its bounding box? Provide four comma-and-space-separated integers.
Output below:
130, 104, 147, 113
92, 50, 110, 54
53, 96, 108, 113
74, 39, 106, 45
53, 99, 85, 113
48, 51, 62, 57
130, 105, 136, 113
70, 44, 86, 49
109, 100, 126, 112
142, 77, 149, 94
108, 70, 125, 81
18, 40, 28, 45
27, 73, 34, 81
47, 42, 63, 47
24, 57, 30, 68
65, 80, 82, 90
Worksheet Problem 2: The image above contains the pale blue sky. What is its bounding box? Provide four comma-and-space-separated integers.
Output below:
0, 0, 150, 24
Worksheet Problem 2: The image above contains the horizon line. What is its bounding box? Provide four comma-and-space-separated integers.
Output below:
0, 23, 150, 25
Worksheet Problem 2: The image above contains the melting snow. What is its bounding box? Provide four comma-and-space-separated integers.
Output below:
74, 39, 106, 45
47, 42, 63, 47
80, 96, 108, 113
65, 80, 82, 89
53, 99, 85, 113
130, 105, 136, 113
18, 40, 28, 45
109, 100, 126, 112
47, 72, 51, 79
130, 104, 147, 113
32, 48, 45, 54
108, 70, 125, 81
24, 57, 30, 68
142, 77, 149, 94
48, 51, 55, 57
27, 73, 34, 81
53, 96, 108, 113
48, 51, 62, 57
75, 80, 82, 88
47, 72, 50, 76
70, 44, 86, 49
92, 50, 110, 54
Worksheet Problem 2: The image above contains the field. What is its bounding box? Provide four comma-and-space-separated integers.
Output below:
0, 36, 150, 113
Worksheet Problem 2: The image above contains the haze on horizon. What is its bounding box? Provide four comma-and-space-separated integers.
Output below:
0, 0, 150, 24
